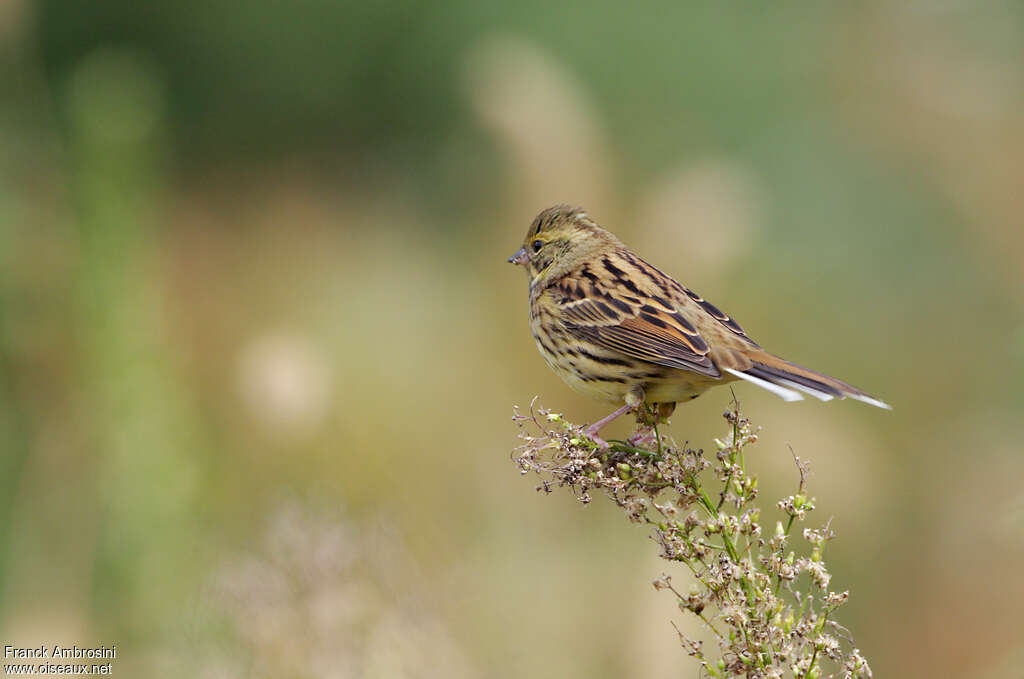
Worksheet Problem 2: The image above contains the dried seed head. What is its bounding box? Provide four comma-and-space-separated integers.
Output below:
513, 399, 871, 678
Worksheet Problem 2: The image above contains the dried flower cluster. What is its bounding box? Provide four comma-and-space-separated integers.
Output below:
513, 399, 872, 679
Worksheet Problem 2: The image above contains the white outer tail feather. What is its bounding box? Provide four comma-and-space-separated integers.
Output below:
847, 392, 893, 410
774, 378, 834, 402
724, 369, 803, 402
725, 368, 892, 409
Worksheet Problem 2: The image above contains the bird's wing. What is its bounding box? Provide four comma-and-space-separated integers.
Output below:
673, 281, 754, 344
552, 254, 722, 378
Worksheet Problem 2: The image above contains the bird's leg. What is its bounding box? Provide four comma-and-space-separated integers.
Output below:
582, 403, 634, 448
582, 389, 644, 449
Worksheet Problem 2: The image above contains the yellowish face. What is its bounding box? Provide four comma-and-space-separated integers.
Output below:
506, 233, 554, 278
507, 206, 597, 282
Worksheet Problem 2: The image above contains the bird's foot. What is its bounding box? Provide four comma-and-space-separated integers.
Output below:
581, 424, 612, 450
627, 427, 655, 448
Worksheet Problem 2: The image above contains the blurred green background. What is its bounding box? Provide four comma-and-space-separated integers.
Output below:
3, 1, 1024, 677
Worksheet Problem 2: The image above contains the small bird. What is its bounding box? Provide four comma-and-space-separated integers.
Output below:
509, 205, 889, 447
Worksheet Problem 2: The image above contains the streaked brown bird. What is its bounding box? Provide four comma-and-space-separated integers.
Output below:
508, 205, 889, 447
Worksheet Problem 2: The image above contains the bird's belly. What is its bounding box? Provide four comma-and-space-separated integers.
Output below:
555, 363, 632, 403
642, 376, 716, 404
533, 339, 629, 403
548, 356, 716, 405
531, 331, 718, 405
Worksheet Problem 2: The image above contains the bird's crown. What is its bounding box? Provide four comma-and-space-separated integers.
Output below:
527, 204, 593, 240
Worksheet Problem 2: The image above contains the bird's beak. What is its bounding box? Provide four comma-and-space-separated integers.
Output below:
507, 247, 528, 266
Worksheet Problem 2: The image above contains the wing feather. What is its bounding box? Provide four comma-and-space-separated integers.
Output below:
554, 258, 721, 378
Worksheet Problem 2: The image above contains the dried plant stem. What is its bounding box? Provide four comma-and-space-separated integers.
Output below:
513, 398, 872, 679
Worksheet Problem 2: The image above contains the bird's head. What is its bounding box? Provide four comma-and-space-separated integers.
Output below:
508, 205, 621, 287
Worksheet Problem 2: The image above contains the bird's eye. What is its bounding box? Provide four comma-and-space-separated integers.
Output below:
532, 240, 543, 253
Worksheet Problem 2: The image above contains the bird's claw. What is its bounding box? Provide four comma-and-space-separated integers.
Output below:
582, 426, 611, 450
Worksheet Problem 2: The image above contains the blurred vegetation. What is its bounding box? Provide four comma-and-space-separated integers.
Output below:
2, 1, 1024, 677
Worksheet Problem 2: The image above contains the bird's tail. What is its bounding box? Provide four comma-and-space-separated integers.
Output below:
723, 351, 891, 409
